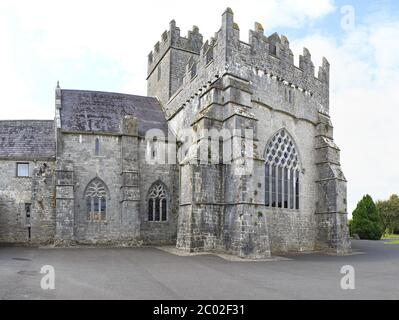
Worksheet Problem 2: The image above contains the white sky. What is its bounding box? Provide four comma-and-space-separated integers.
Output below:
0, 0, 398, 215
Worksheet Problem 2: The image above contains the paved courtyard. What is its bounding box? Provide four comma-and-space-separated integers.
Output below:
0, 240, 398, 300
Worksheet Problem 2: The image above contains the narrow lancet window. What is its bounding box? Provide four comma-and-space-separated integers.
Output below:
95, 138, 100, 156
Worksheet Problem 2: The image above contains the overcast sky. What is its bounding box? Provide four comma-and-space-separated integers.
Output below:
0, 0, 398, 215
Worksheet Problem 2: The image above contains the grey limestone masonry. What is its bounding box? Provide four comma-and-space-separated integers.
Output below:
0, 120, 56, 244
0, 8, 350, 258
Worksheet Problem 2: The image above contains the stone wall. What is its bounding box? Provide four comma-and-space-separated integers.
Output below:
161, 8, 350, 256
56, 126, 179, 244
252, 103, 319, 253
138, 137, 179, 244
0, 160, 56, 244
0, 8, 350, 256
147, 20, 203, 106
57, 133, 125, 242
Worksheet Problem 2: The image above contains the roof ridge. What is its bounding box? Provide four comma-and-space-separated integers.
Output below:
0, 119, 54, 122
61, 89, 157, 100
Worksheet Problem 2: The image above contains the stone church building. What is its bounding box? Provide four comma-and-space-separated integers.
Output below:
0, 9, 350, 258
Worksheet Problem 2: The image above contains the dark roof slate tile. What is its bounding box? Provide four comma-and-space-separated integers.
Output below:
0, 120, 55, 160
60, 90, 167, 135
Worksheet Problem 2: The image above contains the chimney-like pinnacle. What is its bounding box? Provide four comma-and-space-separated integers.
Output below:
55, 80, 61, 103
322, 57, 330, 68
255, 22, 264, 32
224, 7, 234, 15
303, 47, 311, 57
170, 20, 176, 27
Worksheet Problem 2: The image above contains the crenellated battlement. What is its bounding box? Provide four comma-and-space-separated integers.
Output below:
147, 20, 204, 78
243, 23, 330, 108
245, 22, 329, 87
178, 36, 218, 86
148, 8, 331, 116
249, 26, 294, 65
170, 12, 329, 88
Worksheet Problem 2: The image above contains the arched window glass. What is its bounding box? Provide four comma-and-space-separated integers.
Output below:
278, 167, 283, 208
284, 168, 289, 208
161, 199, 167, 221
85, 178, 108, 221
271, 165, 276, 207
265, 164, 270, 207
148, 199, 154, 221
148, 182, 168, 222
265, 129, 300, 210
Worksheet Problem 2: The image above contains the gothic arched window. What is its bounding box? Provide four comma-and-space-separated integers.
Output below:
85, 178, 108, 221
147, 182, 168, 222
265, 129, 300, 210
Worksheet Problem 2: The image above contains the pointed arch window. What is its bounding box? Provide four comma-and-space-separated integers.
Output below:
148, 182, 168, 222
265, 129, 300, 210
85, 178, 108, 221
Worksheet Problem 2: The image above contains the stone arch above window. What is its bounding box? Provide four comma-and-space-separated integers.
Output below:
264, 129, 301, 210
147, 181, 168, 222
85, 178, 108, 221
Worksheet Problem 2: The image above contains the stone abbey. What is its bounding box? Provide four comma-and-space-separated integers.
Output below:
0, 9, 351, 258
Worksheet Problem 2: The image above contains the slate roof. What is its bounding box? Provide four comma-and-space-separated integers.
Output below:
0, 120, 55, 160
60, 90, 168, 135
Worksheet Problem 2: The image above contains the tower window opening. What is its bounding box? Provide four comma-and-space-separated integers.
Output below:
270, 44, 277, 56
95, 138, 100, 156
157, 65, 162, 81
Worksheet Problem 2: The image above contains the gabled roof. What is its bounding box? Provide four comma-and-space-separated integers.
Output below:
59, 90, 168, 135
0, 120, 55, 160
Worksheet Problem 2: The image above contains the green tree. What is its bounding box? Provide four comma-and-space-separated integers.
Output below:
351, 195, 383, 240
376, 194, 399, 234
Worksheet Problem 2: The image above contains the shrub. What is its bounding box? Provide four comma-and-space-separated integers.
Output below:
351, 195, 383, 240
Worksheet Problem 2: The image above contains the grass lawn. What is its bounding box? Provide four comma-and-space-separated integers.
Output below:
382, 234, 399, 239
384, 240, 399, 245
